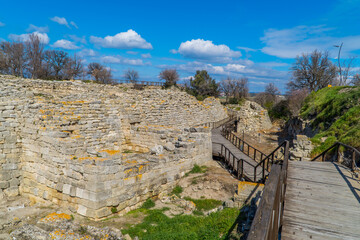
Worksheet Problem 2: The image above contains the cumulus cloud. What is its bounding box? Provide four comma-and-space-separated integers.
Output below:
101, 55, 147, 66
50, 16, 70, 28
174, 39, 241, 62
0, 22, 5, 27
26, 24, 49, 33
52, 39, 80, 50
90, 29, 153, 49
8, 31, 50, 44
127, 51, 138, 55
261, 25, 360, 58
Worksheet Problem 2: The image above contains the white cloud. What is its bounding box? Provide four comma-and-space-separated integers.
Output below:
0, 22, 5, 27
261, 25, 360, 58
141, 53, 151, 58
78, 49, 97, 57
101, 55, 146, 66
237, 46, 257, 52
70, 21, 78, 29
26, 24, 48, 33
175, 39, 241, 62
50, 16, 69, 28
8, 31, 50, 44
52, 39, 80, 50
90, 29, 153, 49
127, 51, 138, 55
68, 35, 86, 44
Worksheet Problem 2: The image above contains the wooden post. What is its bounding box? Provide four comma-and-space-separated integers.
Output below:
352, 150, 356, 171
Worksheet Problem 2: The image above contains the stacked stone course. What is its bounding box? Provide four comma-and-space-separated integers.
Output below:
0, 75, 227, 218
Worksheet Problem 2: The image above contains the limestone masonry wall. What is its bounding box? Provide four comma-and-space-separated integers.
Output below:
0, 75, 227, 218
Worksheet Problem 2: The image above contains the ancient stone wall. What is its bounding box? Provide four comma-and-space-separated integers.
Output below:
0, 75, 227, 218
230, 101, 272, 134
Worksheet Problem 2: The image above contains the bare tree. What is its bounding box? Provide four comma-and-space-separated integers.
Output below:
340, 57, 356, 85
87, 62, 112, 84
1, 41, 27, 77
0, 49, 9, 74
220, 77, 249, 103
235, 77, 249, 99
26, 33, 44, 79
265, 82, 280, 103
64, 54, 83, 80
44, 50, 69, 79
87, 62, 103, 81
288, 50, 337, 91
351, 73, 360, 86
159, 69, 179, 88
219, 77, 233, 102
97, 68, 113, 84
287, 88, 309, 116
124, 69, 139, 83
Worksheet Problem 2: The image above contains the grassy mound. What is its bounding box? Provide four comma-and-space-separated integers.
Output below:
300, 86, 360, 155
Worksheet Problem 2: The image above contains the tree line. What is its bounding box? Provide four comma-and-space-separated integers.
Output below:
0, 34, 113, 83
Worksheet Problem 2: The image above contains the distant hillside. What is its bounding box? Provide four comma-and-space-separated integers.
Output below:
300, 86, 360, 155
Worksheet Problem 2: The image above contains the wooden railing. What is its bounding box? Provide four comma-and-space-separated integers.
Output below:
222, 128, 266, 162
311, 142, 360, 171
116, 79, 164, 86
195, 115, 237, 130
213, 142, 256, 182
247, 141, 290, 240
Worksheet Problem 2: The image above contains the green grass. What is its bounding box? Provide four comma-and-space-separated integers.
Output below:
188, 164, 207, 174
171, 185, 183, 197
111, 206, 118, 213
299, 86, 360, 155
122, 207, 240, 240
141, 199, 155, 209
184, 197, 222, 211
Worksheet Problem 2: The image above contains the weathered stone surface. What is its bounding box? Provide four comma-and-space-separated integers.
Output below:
0, 75, 227, 218
231, 101, 272, 134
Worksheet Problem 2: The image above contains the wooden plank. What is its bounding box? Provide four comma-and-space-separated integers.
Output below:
282, 161, 360, 240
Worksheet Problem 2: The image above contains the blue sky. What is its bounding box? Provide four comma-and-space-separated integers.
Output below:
1, 0, 360, 92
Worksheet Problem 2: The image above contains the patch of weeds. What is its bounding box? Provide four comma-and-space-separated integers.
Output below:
188, 164, 207, 174
122, 150, 133, 153
141, 199, 155, 209
111, 206, 118, 214
78, 226, 88, 235
122, 207, 240, 239
171, 185, 183, 197
72, 156, 77, 160
184, 197, 222, 211
70, 214, 74, 221
127, 208, 149, 218
191, 178, 198, 185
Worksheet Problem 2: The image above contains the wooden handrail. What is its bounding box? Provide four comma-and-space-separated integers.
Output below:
311, 141, 359, 171
248, 140, 289, 240
115, 79, 164, 86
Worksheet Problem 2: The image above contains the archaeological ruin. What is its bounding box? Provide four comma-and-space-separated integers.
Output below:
0, 75, 228, 219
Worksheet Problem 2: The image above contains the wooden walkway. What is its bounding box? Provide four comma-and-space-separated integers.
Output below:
212, 128, 264, 181
282, 161, 360, 240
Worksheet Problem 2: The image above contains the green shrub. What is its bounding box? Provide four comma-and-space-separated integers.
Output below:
111, 207, 118, 214
141, 199, 155, 209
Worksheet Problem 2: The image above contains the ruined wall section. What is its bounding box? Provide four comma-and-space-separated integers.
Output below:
0, 83, 25, 199
0, 76, 224, 218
